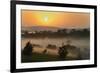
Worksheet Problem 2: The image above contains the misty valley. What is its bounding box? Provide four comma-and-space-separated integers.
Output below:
21, 27, 90, 63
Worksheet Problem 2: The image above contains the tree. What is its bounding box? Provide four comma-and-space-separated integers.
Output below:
58, 43, 68, 60
22, 41, 33, 55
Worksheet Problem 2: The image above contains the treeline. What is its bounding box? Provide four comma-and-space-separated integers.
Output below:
22, 28, 90, 38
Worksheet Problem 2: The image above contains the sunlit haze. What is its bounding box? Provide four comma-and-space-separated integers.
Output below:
22, 10, 90, 28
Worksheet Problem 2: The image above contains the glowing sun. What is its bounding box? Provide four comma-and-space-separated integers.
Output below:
43, 16, 49, 22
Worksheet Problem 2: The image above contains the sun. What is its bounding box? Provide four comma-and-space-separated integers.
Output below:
43, 16, 49, 22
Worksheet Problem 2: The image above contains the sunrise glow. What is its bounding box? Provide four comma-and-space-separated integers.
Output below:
21, 10, 90, 28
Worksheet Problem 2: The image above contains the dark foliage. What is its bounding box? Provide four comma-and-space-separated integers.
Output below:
22, 28, 90, 38
22, 41, 33, 55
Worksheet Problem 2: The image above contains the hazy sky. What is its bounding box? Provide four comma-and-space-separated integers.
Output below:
21, 10, 90, 28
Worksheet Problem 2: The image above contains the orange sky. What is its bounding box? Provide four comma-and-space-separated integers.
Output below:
21, 10, 90, 28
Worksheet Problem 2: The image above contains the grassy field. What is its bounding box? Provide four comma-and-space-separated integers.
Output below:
21, 52, 61, 63
21, 52, 81, 63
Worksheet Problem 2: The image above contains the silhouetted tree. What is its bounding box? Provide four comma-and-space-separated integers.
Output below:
57, 29, 67, 34
58, 43, 68, 60
43, 49, 47, 54
46, 44, 57, 49
22, 41, 33, 55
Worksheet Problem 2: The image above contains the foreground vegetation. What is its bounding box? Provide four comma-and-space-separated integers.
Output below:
21, 52, 84, 63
